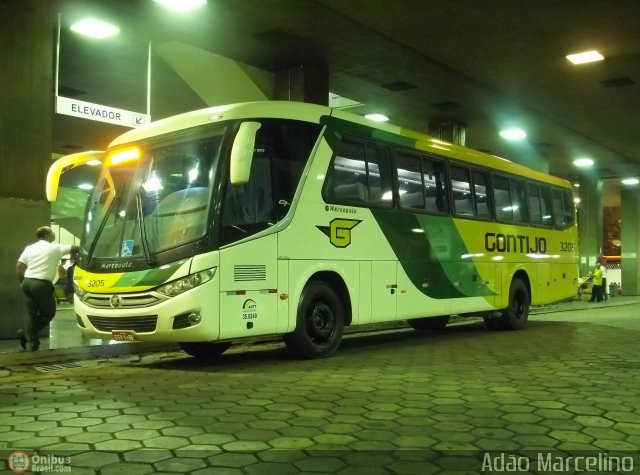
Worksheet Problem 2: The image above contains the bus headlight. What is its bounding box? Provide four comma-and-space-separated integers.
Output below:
156, 268, 216, 297
74, 281, 87, 298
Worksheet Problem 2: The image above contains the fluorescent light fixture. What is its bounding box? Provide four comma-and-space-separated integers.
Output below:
622, 178, 640, 185
499, 128, 527, 141
70, 18, 119, 39
153, 0, 207, 12
573, 183, 580, 187
566, 50, 604, 65
573, 157, 594, 168
364, 113, 389, 122
574, 197, 581, 204
78, 183, 93, 190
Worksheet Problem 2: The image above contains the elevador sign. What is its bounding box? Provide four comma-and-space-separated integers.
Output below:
56, 96, 150, 128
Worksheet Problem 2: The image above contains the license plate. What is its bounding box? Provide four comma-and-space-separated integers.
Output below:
112, 330, 136, 342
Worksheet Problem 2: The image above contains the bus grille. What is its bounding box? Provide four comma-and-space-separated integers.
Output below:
234, 264, 266, 281
84, 294, 162, 308
88, 315, 157, 333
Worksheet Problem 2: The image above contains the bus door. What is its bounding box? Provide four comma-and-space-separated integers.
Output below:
217, 151, 280, 340
370, 261, 398, 322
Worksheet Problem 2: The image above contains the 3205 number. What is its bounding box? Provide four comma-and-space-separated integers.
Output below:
87, 279, 105, 287
560, 242, 576, 252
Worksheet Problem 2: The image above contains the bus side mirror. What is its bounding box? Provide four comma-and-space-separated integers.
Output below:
230, 121, 261, 185
46, 151, 105, 201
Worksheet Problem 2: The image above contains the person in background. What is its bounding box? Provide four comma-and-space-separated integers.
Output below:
16, 226, 79, 351
589, 262, 604, 303
64, 253, 77, 300
600, 257, 608, 301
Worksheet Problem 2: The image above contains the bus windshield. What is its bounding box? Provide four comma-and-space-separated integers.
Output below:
83, 127, 226, 261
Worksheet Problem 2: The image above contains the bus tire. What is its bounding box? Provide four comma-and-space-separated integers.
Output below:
284, 281, 345, 359
500, 278, 529, 330
179, 341, 231, 359
408, 316, 450, 332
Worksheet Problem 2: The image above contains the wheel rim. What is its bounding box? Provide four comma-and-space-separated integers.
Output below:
306, 301, 335, 345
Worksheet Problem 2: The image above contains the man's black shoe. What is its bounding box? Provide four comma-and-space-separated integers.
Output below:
17, 330, 26, 350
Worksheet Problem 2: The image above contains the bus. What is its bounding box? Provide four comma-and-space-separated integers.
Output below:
47, 101, 579, 359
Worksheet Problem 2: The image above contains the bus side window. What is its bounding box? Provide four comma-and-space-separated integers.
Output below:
540, 185, 554, 226
552, 188, 573, 228
424, 157, 448, 214
366, 144, 393, 207
472, 170, 491, 219
326, 140, 368, 206
528, 183, 542, 225
221, 154, 274, 244
511, 179, 529, 224
493, 175, 513, 222
396, 152, 425, 209
450, 165, 473, 216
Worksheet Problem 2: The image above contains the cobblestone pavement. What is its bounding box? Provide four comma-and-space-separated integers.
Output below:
1, 304, 640, 474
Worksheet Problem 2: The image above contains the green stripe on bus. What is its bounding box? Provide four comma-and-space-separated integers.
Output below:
113, 258, 188, 288
371, 209, 494, 299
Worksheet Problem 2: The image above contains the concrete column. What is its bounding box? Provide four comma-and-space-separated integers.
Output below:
0, 0, 54, 340
274, 64, 328, 106
428, 119, 466, 146
577, 174, 603, 276
620, 187, 640, 295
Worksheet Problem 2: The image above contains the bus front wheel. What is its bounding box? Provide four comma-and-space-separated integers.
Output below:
500, 278, 529, 330
179, 341, 232, 359
284, 281, 345, 359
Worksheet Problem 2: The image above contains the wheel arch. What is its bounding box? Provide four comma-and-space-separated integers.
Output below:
501, 268, 531, 309
303, 271, 353, 326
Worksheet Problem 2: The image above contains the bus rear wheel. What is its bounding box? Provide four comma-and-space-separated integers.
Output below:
408, 316, 450, 332
179, 341, 232, 359
500, 278, 529, 330
284, 281, 345, 359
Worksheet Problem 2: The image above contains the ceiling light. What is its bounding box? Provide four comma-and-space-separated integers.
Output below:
365, 113, 389, 122
566, 50, 604, 65
499, 128, 527, 141
573, 183, 580, 187
70, 18, 119, 39
78, 183, 93, 190
573, 157, 594, 168
622, 178, 640, 185
153, 0, 207, 12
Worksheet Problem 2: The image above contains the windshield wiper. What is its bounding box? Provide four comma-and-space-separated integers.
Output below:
136, 192, 155, 266
86, 195, 119, 268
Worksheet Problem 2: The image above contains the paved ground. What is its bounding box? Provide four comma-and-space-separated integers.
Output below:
1, 301, 640, 474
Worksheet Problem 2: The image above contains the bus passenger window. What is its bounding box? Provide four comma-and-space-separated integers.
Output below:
450, 165, 473, 216
472, 171, 491, 219
540, 186, 554, 226
493, 175, 513, 222
423, 158, 448, 213
552, 189, 573, 228
366, 144, 392, 207
396, 152, 424, 209
326, 140, 368, 205
511, 179, 529, 224
528, 184, 543, 225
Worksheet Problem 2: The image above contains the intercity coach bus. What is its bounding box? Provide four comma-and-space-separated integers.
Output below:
47, 101, 579, 359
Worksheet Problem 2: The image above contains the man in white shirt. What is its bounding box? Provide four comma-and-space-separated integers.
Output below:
16, 226, 79, 351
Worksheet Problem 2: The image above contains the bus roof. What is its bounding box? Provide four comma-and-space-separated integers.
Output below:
109, 100, 571, 189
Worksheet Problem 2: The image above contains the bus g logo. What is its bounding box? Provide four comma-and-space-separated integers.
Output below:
317, 218, 362, 248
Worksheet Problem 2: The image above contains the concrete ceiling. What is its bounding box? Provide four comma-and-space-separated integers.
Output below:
51, 0, 640, 207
